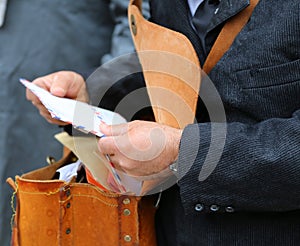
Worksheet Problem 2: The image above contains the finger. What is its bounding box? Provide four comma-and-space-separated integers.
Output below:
51, 71, 85, 99
26, 75, 54, 103
106, 173, 121, 193
106, 154, 124, 171
39, 109, 55, 124
98, 136, 118, 155
100, 122, 129, 137
31, 71, 85, 99
40, 110, 67, 125
31, 76, 55, 91
26, 88, 41, 104
31, 73, 66, 97
38, 105, 68, 125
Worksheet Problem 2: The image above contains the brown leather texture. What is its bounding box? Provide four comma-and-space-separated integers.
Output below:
128, 0, 259, 128
128, 0, 201, 129
6, 152, 157, 246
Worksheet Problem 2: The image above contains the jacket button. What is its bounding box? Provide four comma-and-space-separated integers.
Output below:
210, 205, 219, 212
225, 206, 235, 213
194, 203, 204, 212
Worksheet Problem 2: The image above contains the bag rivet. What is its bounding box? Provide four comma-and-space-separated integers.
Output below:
124, 235, 132, 242
130, 14, 137, 35
123, 198, 130, 205
66, 228, 71, 234
123, 209, 131, 216
66, 190, 71, 197
66, 202, 71, 208
46, 156, 56, 165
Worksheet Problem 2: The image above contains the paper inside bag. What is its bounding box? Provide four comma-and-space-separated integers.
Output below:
55, 132, 143, 195
55, 132, 110, 189
54, 132, 176, 196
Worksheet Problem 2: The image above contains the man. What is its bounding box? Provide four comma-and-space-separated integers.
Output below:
27, 0, 300, 245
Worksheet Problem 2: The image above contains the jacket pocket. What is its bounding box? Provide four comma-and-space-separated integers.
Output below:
236, 59, 300, 90
233, 59, 300, 120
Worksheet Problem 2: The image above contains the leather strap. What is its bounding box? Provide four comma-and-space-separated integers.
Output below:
130, 0, 259, 74
128, 2, 201, 128
128, 0, 259, 128
203, 0, 260, 73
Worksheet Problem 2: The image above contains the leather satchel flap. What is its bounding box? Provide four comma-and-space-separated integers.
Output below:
128, 0, 259, 128
128, 1, 201, 128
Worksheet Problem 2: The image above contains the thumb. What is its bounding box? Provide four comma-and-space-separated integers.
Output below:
51, 72, 84, 98
100, 122, 129, 137
32, 72, 70, 98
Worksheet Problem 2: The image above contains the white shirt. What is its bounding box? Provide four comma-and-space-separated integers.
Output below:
187, 0, 204, 16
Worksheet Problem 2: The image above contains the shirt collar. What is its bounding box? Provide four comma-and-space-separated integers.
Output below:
187, 0, 205, 16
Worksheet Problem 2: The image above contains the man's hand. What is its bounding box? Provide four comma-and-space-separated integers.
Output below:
26, 71, 89, 125
98, 120, 183, 177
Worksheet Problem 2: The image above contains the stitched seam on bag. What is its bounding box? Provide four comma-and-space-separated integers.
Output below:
10, 181, 18, 230
17, 191, 118, 207
18, 190, 60, 195
18, 190, 125, 209
17, 191, 118, 209
18, 188, 121, 207
17, 181, 122, 198
72, 194, 118, 207
72, 183, 121, 197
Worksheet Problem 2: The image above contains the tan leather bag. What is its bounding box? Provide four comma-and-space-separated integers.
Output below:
7, 152, 157, 246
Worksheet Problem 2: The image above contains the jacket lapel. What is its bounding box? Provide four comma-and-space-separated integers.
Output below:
148, 0, 250, 66
208, 0, 250, 32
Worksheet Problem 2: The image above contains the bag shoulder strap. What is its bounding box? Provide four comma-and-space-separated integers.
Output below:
128, 0, 259, 128
130, 0, 259, 74
203, 0, 259, 73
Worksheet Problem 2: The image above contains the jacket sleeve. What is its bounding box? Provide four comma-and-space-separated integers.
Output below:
178, 108, 300, 214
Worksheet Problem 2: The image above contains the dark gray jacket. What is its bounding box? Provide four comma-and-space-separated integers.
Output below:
150, 0, 300, 245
